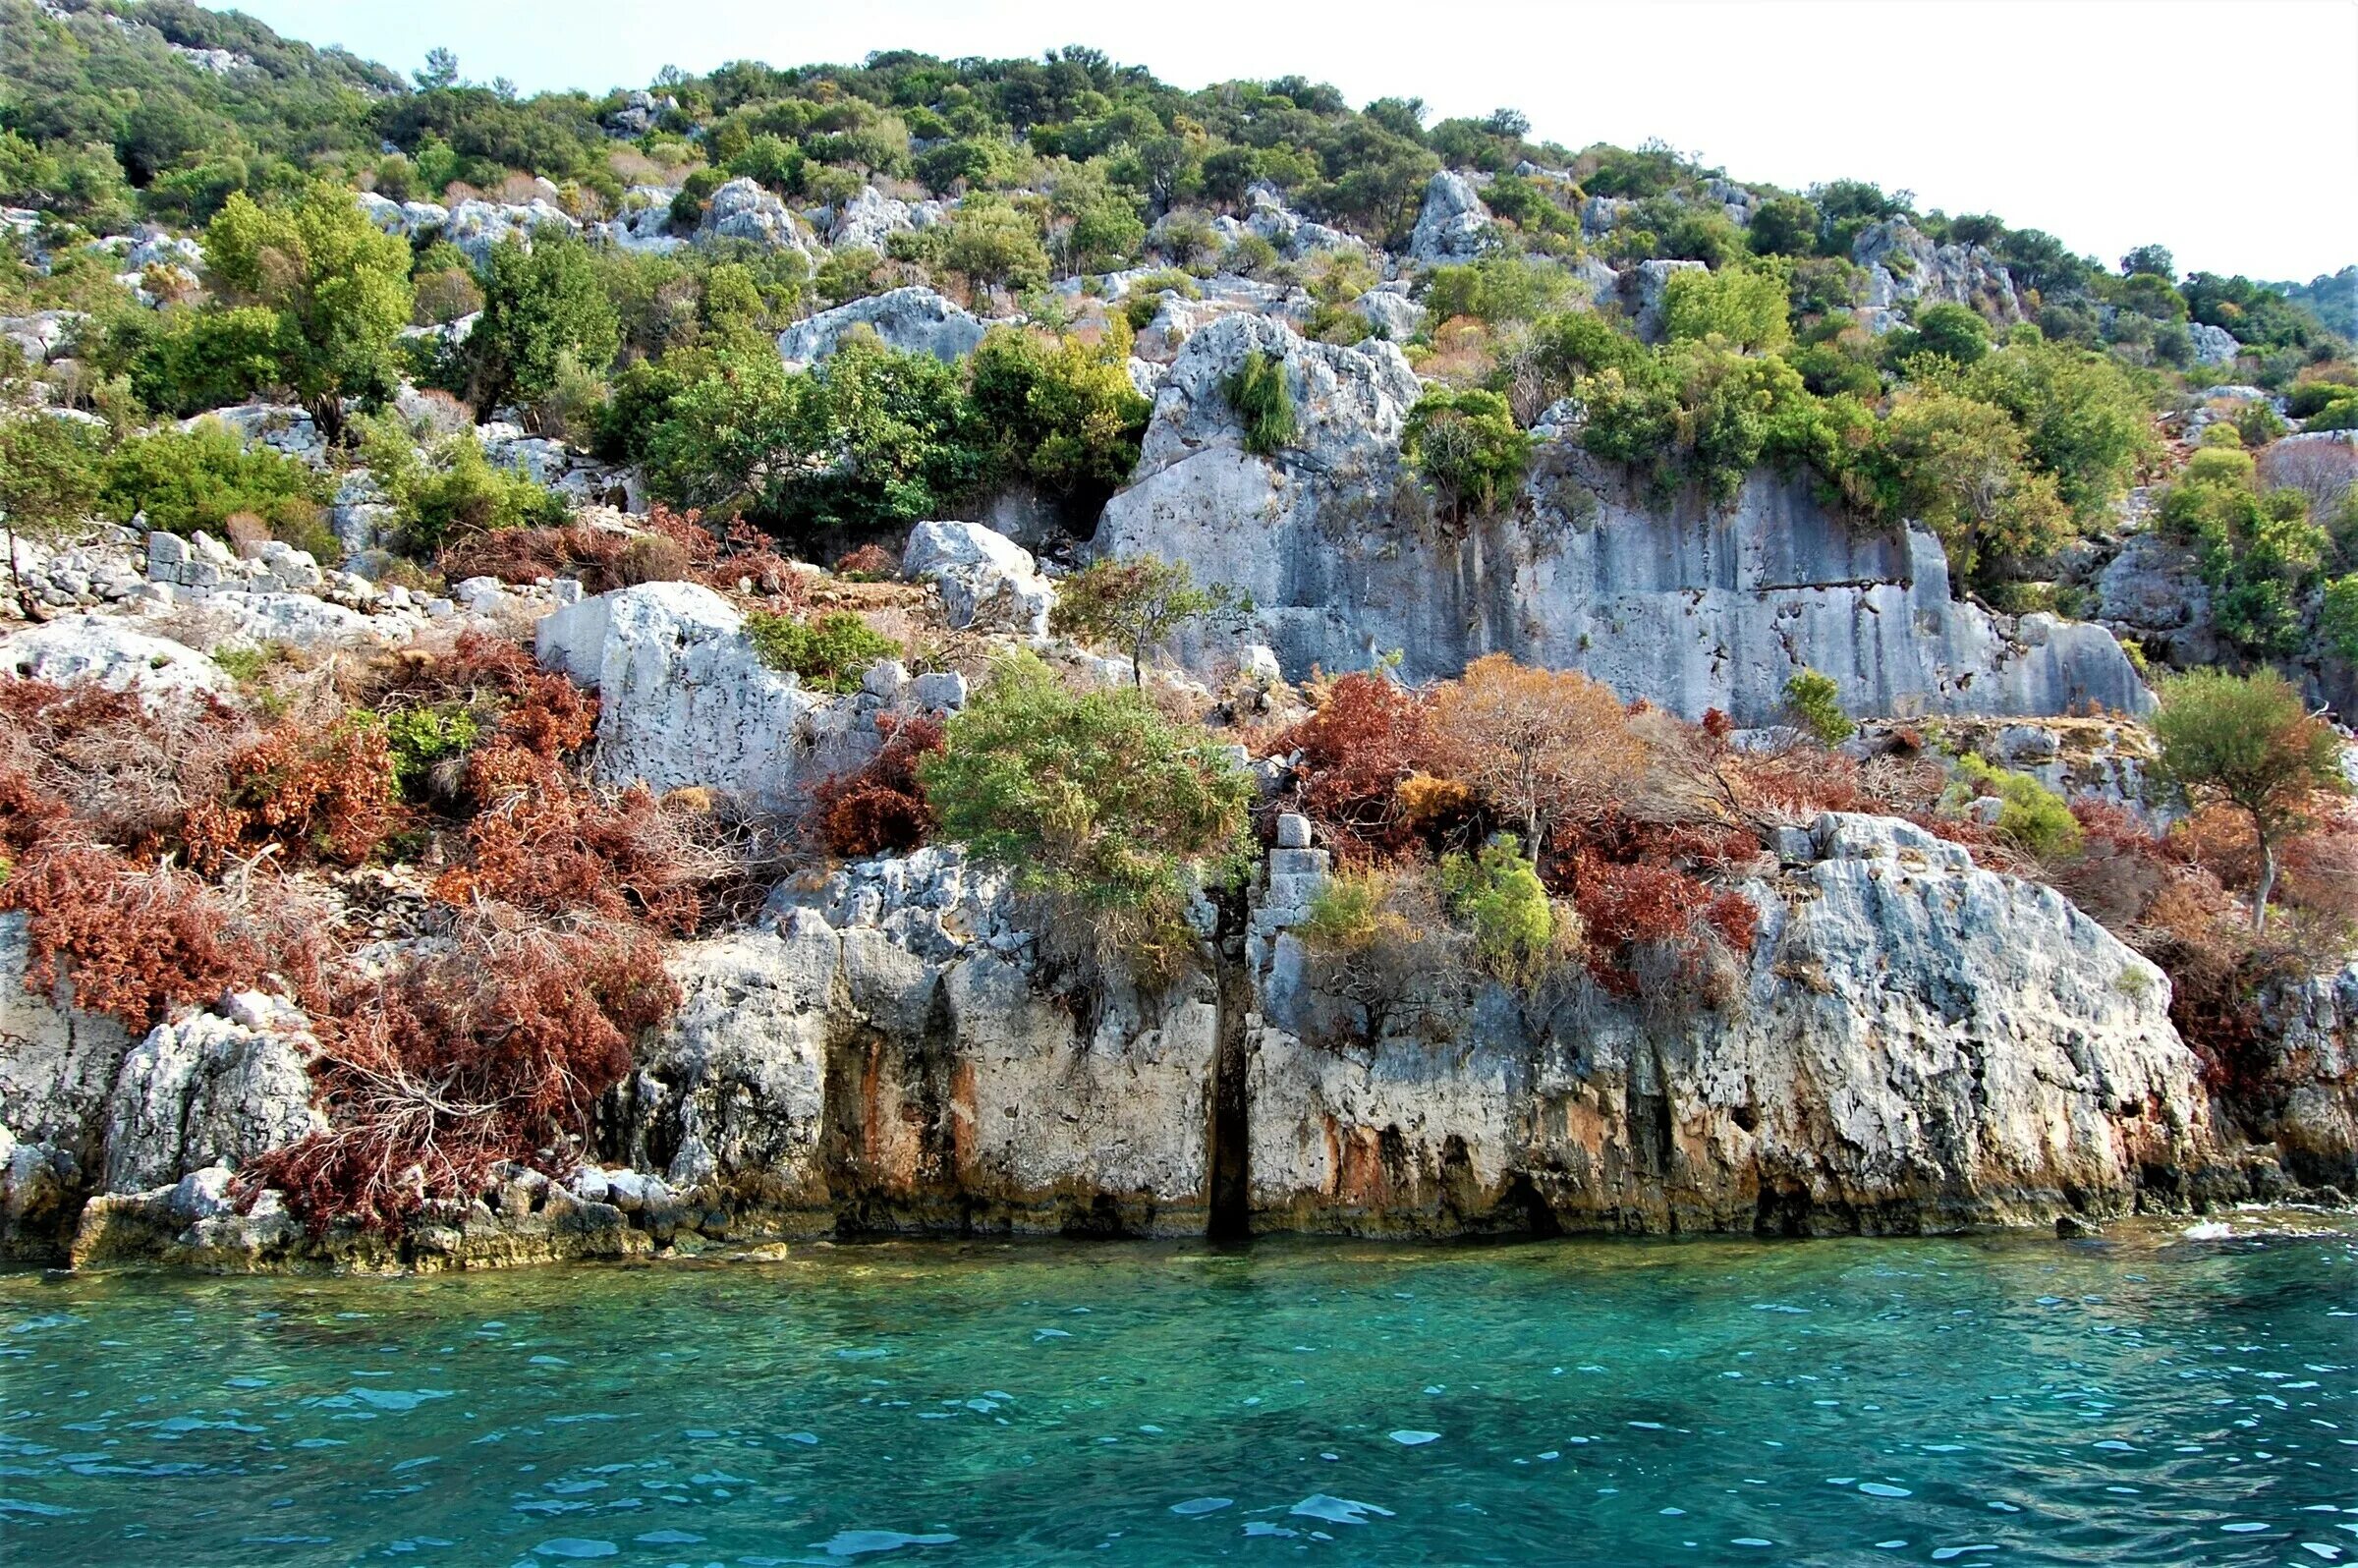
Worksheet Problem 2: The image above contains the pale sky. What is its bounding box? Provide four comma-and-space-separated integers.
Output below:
237, 0, 2358, 283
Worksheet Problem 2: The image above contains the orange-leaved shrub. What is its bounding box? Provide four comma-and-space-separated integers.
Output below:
814, 713, 943, 858
1263, 671, 1436, 863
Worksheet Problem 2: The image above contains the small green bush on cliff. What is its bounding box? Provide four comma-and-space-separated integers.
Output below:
919, 650, 1253, 983
1782, 668, 1854, 745
1954, 754, 2082, 862
745, 609, 901, 693
1224, 350, 1297, 457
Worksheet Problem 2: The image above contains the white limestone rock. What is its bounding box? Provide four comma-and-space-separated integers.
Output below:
1406, 171, 1498, 264
533, 581, 888, 810
1249, 811, 2211, 1234
701, 178, 820, 257
1853, 219, 2023, 326
0, 614, 228, 700
1097, 325, 2150, 724
776, 286, 987, 371
901, 521, 1054, 636
100, 1013, 323, 1194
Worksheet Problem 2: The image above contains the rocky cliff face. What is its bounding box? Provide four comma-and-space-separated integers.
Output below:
1096, 318, 2153, 723
8, 809, 2339, 1269
1250, 815, 2217, 1235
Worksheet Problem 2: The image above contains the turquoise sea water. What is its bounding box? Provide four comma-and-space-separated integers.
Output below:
2, 1219, 2353, 1567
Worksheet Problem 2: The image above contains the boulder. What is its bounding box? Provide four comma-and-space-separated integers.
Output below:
1352, 285, 1424, 342
533, 581, 889, 810
0, 614, 228, 700
441, 197, 580, 267
776, 286, 987, 370
1406, 171, 1497, 265
183, 402, 324, 465
828, 185, 916, 252
901, 521, 1054, 636
2188, 321, 2241, 366
99, 1012, 322, 1193
700, 178, 819, 256
0, 308, 86, 364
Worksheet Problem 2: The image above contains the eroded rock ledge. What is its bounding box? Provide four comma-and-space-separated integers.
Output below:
10, 814, 2344, 1272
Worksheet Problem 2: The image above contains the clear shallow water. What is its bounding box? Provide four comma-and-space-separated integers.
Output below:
2, 1221, 2353, 1567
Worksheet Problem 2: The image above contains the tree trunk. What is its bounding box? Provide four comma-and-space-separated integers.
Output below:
2253, 821, 2276, 935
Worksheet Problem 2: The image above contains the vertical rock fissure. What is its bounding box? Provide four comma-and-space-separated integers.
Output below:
1205, 907, 1253, 1242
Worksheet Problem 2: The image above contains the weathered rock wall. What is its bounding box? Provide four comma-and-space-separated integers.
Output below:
1248, 816, 2221, 1236
1095, 317, 2152, 724
607, 850, 1219, 1238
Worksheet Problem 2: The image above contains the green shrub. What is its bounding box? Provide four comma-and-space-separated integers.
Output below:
0, 417, 108, 555
119, 305, 286, 417
1435, 836, 1557, 990
744, 609, 901, 693
1422, 255, 1571, 325
967, 327, 1151, 500
1782, 668, 1854, 745
2306, 396, 2358, 433
2324, 574, 2358, 661
1886, 302, 1990, 366
99, 420, 325, 537
1120, 269, 1203, 330
1403, 386, 1530, 521
917, 650, 1253, 982
379, 702, 483, 796
1659, 263, 1790, 353
1223, 350, 1298, 456
364, 428, 569, 551
1299, 866, 1390, 953
2160, 446, 2327, 656
1954, 754, 2081, 861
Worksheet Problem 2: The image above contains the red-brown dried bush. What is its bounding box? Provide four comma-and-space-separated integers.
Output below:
372, 632, 597, 761
0, 839, 331, 1032
833, 542, 898, 579
814, 713, 943, 858
251, 904, 677, 1231
181, 719, 400, 874
1567, 854, 1759, 996
434, 740, 717, 933
1264, 672, 1436, 863
439, 523, 634, 592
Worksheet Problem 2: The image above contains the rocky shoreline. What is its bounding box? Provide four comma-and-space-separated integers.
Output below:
12, 806, 2350, 1276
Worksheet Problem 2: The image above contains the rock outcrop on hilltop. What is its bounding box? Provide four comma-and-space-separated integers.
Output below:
1095, 315, 2152, 723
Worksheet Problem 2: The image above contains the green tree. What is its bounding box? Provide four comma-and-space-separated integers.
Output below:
1962, 335, 2157, 522
469, 235, 622, 417
1659, 264, 1792, 353
646, 340, 982, 538
0, 418, 107, 620
201, 182, 415, 441
1403, 386, 1531, 521
967, 327, 1151, 501
2153, 668, 2347, 932
918, 651, 1253, 980
1049, 553, 1252, 686
1869, 390, 2071, 586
